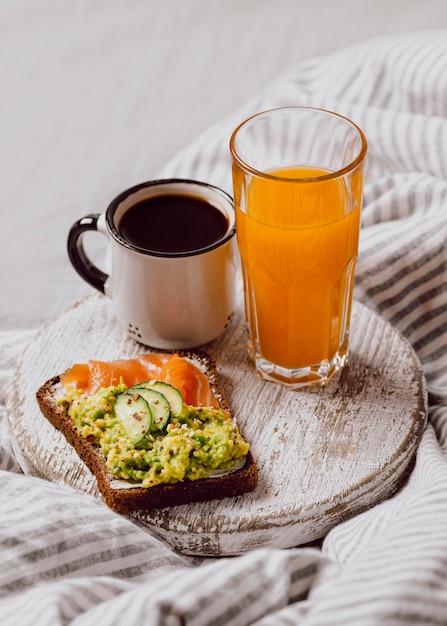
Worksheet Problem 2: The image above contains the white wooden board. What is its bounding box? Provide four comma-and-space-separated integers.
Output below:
6, 291, 427, 556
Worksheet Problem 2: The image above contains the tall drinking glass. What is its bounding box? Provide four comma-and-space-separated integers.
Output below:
230, 106, 367, 388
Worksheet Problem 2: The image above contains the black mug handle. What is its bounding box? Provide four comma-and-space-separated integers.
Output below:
67, 214, 108, 294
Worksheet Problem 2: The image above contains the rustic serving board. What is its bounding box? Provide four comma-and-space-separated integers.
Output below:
6, 291, 427, 556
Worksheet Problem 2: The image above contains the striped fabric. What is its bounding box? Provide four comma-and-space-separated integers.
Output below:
1, 31, 447, 625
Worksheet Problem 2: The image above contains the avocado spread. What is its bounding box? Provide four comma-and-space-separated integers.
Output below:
59, 384, 250, 488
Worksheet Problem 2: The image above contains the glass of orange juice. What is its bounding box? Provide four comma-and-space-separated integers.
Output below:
230, 107, 367, 388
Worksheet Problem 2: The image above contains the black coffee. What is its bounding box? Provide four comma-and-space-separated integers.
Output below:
118, 194, 229, 254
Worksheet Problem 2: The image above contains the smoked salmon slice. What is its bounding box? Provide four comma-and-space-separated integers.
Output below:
61, 353, 219, 407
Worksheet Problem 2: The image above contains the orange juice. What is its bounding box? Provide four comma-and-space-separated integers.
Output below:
234, 166, 361, 371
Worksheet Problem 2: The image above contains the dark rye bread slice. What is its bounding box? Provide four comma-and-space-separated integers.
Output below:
35, 352, 258, 514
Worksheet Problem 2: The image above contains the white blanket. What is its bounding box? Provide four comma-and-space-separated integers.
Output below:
2, 31, 447, 625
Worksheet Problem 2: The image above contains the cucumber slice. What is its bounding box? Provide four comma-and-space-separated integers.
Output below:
127, 385, 171, 431
136, 381, 183, 417
115, 393, 152, 444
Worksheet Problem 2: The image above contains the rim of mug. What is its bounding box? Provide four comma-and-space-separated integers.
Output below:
106, 178, 236, 258
229, 106, 368, 182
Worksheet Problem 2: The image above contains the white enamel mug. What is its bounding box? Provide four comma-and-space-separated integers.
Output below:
68, 179, 237, 349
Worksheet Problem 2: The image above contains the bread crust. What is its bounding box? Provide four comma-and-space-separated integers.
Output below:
35, 356, 258, 514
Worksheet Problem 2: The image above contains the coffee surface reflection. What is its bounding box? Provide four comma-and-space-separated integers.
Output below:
118, 194, 229, 255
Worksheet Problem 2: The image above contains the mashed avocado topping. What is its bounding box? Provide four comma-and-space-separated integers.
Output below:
59, 383, 249, 488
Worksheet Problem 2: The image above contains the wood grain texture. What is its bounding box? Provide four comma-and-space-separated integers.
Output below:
6, 291, 427, 556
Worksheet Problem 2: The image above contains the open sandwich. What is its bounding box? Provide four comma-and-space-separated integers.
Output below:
36, 350, 258, 514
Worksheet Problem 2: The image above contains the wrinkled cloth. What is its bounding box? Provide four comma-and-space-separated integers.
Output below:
2, 30, 447, 626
